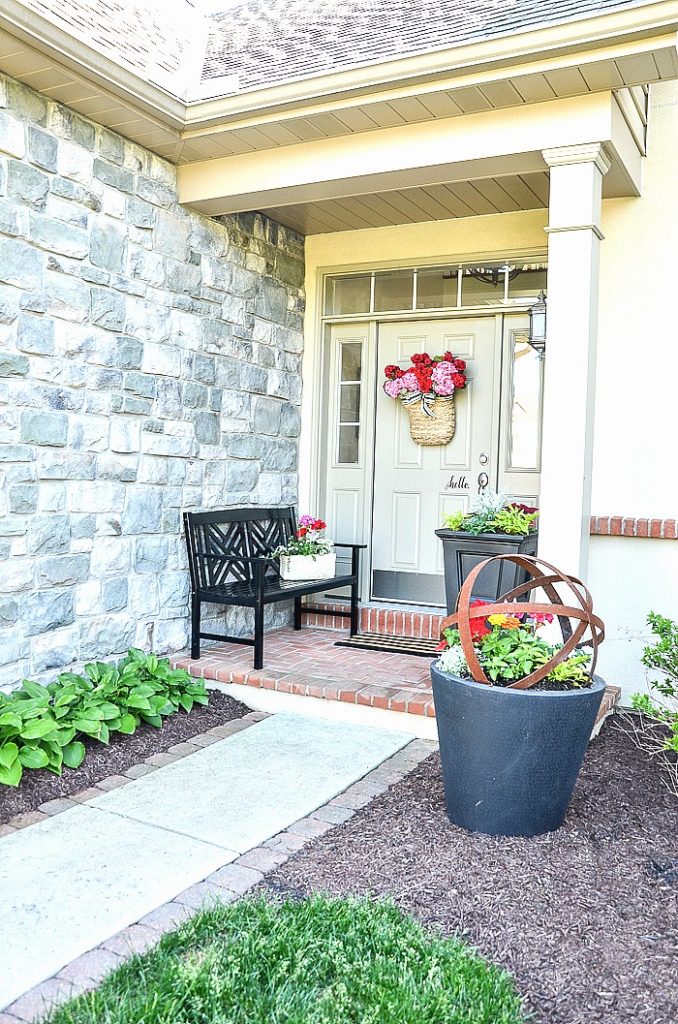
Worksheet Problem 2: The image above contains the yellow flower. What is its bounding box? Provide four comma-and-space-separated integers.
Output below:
487, 614, 522, 630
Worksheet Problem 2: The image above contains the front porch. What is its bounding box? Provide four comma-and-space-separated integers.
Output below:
171, 620, 621, 739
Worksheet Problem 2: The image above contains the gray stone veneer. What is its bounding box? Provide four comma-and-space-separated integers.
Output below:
0, 73, 305, 689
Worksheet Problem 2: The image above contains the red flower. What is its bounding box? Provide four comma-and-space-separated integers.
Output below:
384, 364, 400, 379
453, 358, 466, 371
435, 639, 448, 651
411, 352, 434, 368
442, 351, 455, 362
510, 502, 538, 516
297, 527, 308, 538
468, 599, 491, 639
415, 367, 433, 392
452, 373, 466, 389
313, 519, 327, 530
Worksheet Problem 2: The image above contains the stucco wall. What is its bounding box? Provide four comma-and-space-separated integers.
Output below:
595, 80, 678, 519
0, 74, 305, 690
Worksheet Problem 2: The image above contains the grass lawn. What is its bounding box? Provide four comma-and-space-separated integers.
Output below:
47, 895, 525, 1024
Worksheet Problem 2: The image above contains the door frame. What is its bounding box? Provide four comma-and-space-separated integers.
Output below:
311, 299, 543, 608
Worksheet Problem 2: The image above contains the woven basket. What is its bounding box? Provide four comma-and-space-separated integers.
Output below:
404, 395, 455, 446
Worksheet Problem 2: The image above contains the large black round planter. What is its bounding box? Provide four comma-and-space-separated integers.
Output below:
434, 529, 538, 613
430, 665, 606, 837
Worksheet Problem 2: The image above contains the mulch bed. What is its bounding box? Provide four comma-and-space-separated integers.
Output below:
0, 690, 248, 825
265, 720, 678, 1024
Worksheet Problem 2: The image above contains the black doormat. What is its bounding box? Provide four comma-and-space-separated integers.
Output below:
335, 632, 438, 658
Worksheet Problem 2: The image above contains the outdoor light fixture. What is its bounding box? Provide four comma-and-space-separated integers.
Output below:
528, 290, 547, 357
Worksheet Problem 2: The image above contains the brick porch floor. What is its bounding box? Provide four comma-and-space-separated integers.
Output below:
171, 627, 621, 726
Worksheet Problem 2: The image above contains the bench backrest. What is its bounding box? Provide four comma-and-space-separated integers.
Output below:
184, 506, 297, 589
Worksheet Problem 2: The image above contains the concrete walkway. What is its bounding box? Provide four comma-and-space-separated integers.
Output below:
0, 713, 411, 1012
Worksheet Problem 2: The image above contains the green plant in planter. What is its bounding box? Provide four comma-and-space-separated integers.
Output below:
442, 490, 538, 537
438, 604, 592, 690
629, 612, 678, 796
0, 650, 208, 787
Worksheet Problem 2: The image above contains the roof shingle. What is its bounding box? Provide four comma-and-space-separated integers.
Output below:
203, 0, 646, 91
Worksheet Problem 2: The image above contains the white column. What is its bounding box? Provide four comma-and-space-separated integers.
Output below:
538, 143, 611, 578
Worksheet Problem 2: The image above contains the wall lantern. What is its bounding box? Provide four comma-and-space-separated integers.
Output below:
528, 291, 547, 357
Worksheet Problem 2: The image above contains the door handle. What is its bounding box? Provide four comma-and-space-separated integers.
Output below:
477, 472, 489, 494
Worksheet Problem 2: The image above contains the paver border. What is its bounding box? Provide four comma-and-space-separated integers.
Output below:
1, 736, 437, 1022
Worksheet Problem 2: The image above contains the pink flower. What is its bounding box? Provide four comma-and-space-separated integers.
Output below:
399, 371, 420, 392
431, 360, 456, 396
383, 377, 406, 398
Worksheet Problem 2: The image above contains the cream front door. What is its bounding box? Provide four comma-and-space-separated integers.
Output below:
371, 318, 502, 605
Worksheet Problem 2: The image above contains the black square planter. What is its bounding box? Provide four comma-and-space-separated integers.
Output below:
435, 529, 538, 614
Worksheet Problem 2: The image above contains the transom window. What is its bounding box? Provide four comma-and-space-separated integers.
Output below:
324, 263, 547, 316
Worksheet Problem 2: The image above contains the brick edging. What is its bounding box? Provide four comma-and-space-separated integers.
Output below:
590, 516, 676, 539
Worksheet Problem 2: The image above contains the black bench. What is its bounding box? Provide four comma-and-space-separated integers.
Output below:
183, 506, 365, 669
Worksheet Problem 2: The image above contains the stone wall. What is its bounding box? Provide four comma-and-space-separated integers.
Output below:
0, 74, 305, 689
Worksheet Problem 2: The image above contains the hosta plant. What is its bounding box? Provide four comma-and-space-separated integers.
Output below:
0, 650, 208, 788
437, 602, 592, 690
443, 489, 538, 537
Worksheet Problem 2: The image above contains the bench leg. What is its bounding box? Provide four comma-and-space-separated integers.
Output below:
294, 596, 302, 630
254, 600, 265, 670
350, 547, 361, 636
191, 594, 201, 660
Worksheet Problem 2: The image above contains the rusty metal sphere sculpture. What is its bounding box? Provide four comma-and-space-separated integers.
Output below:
439, 554, 605, 690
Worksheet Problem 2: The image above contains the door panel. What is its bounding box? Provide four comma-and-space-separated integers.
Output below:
371, 318, 501, 606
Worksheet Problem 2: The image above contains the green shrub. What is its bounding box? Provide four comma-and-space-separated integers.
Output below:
0, 650, 208, 788
630, 613, 678, 795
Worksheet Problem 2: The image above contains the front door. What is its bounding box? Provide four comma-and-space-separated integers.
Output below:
371, 317, 502, 605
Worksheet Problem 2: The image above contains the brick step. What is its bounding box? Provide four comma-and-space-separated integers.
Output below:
302, 602, 445, 639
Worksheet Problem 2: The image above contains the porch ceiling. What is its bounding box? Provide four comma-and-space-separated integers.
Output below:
178, 88, 644, 229
259, 172, 552, 234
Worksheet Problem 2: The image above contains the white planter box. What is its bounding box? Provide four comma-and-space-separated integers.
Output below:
279, 552, 336, 581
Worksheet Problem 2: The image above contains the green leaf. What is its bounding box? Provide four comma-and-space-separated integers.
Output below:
179, 694, 194, 713
22, 680, 50, 701
72, 718, 101, 737
55, 727, 76, 747
0, 711, 22, 728
62, 741, 86, 769
19, 746, 49, 769
140, 713, 162, 728
0, 742, 19, 768
0, 759, 22, 787
20, 718, 58, 740
116, 714, 137, 735
99, 722, 110, 745
127, 695, 151, 711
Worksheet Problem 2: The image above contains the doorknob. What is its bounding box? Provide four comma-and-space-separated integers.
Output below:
479, 453, 489, 466
477, 472, 489, 494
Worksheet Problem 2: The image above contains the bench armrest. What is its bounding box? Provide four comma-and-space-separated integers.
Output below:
333, 542, 368, 549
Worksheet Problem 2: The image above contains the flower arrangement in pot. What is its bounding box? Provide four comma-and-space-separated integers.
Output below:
274, 515, 336, 581
430, 553, 606, 838
383, 351, 467, 445
435, 490, 539, 612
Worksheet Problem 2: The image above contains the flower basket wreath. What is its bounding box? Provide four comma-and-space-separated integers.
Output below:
383, 352, 467, 446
